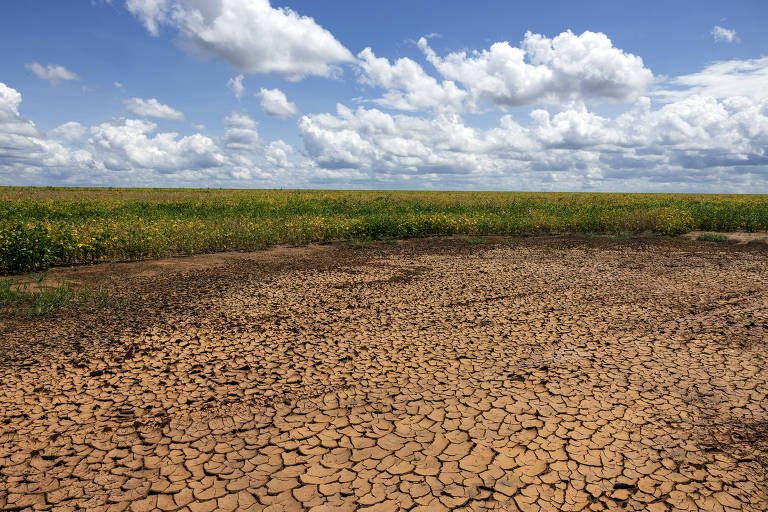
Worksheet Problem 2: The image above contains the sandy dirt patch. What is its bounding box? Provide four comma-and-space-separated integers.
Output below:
1, 237, 767, 511
681, 231, 768, 245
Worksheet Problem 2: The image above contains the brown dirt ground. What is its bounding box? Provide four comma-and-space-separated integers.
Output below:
1, 236, 767, 512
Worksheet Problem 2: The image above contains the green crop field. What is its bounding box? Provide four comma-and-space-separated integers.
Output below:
1, 187, 767, 274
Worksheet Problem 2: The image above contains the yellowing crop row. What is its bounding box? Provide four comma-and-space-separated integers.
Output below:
1, 187, 766, 273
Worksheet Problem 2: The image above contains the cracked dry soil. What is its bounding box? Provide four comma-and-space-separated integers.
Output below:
1, 236, 767, 512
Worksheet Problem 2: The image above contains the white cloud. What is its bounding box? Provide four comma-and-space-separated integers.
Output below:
223, 112, 261, 151
256, 88, 298, 118
265, 140, 292, 168
79, 114, 295, 183
227, 74, 245, 99
655, 57, 768, 102
24, 62, 80, 86
712, 25, 737, 43
123, 97, 185, 120
418, 30, 653, 108
125, 0, 171, 36
298, 92, 768, 191
48, 122, 88, 143
126, 0, 354, 80
356, 48, 467, 112
0, 81, 295, 186
0, 83, 96, 180
0, 83, 32, 133
114, 81, 125, 91
299, 105, 491, 174
87, 119, 221, 172
4, 49, 768, 191
81, 115, 294, 182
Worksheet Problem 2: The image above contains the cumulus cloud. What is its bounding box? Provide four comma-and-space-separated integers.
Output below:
299, 105, 492, 174
0, 83, 33, 134
4, 48, 768, 191
298, 93, 768, 191
356, 48, 467, 112
256, 88, 298, 119
25, 62, 80, 86
265, 140, 292, 168
354, 30, 652, 114
712, 25, 737, 43
48, 122, 88, 143
125, 0, 171, 36
417, 30, 653, 108
126, 0, 354, 80
0, 81, 295, 186
0, 83, 96, 181
655, 57, 768, 102
87, 119, 222, 172
223, 112, 261, 151
81, 114, 293, 183
123, 97, 185, 120
227, 74, 244, 99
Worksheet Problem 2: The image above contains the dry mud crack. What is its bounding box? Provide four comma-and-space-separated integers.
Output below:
1, 237, 767, 511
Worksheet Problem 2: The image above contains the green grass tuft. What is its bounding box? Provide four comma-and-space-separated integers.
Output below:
697, 233, 728, 242
0, 274, 127, 316
346, 238, 373, 249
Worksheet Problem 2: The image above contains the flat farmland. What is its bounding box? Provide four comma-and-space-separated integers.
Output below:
3, 187, 768, 274
1, 236, 767, 511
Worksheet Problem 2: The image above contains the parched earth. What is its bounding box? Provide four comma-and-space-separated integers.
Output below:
1, 236, 767, 512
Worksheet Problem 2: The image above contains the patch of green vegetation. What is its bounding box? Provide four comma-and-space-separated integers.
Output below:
697, 233, 729, 242
346, 238, 373, 249
1, 187, 767, 272
0, 273, 127, 316
463, 237, 484, 244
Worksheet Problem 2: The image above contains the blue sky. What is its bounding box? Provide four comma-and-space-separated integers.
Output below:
1, 0, 767, 191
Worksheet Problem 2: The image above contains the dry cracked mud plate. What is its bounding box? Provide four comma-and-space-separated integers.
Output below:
1, 236, 767, 511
